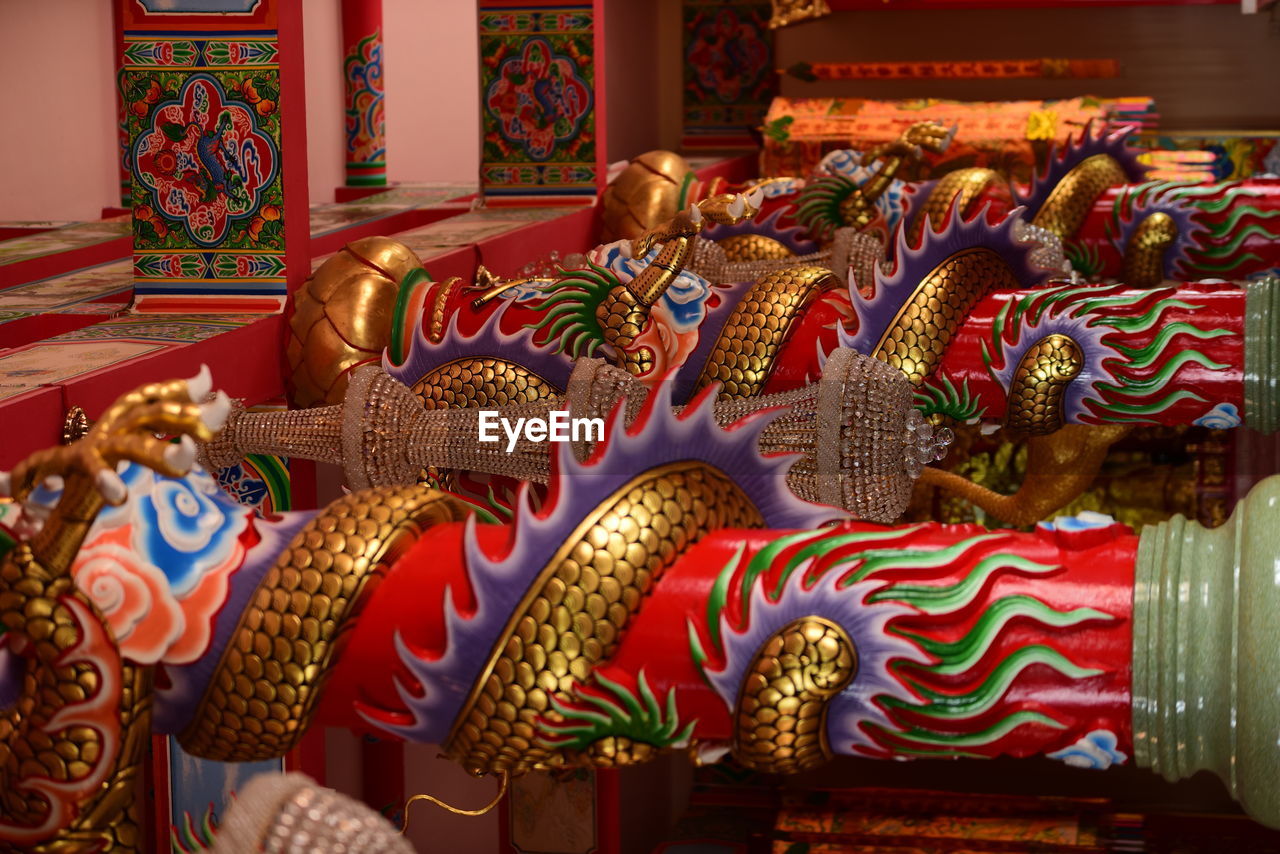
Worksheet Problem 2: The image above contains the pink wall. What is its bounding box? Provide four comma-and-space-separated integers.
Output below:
0, 0, 120, 222
305, 0, 481, 203
0, 1, 481, 220
382, 0, 480, 189
304, 0, 348, 203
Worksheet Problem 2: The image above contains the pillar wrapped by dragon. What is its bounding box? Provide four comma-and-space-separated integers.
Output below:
4, 368, 1280, 851
262, 149, 1280, 532
602, 122, 1280, 288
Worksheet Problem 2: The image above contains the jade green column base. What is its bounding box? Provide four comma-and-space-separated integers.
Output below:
1133, 473, 1280, 828
1245, 275, 1280, 433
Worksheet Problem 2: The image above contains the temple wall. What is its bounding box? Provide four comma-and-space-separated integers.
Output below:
0, 0, 119, 222
304, 0, 481, 202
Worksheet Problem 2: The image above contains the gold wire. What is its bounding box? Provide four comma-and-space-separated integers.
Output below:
399, 771, 509, 834
469, 278, 542, 310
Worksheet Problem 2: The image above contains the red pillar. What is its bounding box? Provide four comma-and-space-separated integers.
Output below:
112, 0, 130, 212
341, 0, 388, 188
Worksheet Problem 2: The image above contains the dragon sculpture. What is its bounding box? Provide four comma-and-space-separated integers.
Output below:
3, 366, 1280, 850
603, 121, 1280, 288
279, 186, 1278, 527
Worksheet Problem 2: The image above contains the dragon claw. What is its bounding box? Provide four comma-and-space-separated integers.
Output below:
186, 364, 213, 402
95, 469, 128, 505
163, 435, 198, 474
728, 195, 746, 219
199, 391, 232, 432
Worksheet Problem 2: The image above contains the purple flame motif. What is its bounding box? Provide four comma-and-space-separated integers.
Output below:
699, 536, 931, 755
701, 206, 821, 257
1013, 123, 1149, 221
981, 283, 1231, 423
382, 297, 575, 394
364, 381, 848, 743
984, 284, 1123, 421
839, 207, 1055, 356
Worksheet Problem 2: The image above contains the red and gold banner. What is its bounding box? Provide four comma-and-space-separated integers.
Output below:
785, 58, 1121, 81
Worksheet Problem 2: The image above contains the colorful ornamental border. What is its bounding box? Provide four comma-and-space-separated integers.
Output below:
134, 251, 287, 281
123, 32, 279, 68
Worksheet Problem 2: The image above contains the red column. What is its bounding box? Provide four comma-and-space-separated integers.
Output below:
112, 0, 130, 212
341, 0, 388, 189
929, 281, 1247, 429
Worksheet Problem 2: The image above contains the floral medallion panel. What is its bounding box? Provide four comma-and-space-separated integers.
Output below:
123, 30, 286, 312
478, 2, 603, 199
682, 0, 777, 150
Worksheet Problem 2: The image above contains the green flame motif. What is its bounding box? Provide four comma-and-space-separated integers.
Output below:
1064, 239, 1104, 280
690, 528, 1117, 757
915, 374, 986, 423
170, 803, 218, 854
526, 262, 620, 358
1111, 181, 1280, 275
795, 175, 860, 243
538, 670, 695, 752
981, 284, 1233, 424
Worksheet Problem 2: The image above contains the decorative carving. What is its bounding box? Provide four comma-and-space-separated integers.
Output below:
1032, 153, 1129, 240
733, 617, 856, 774
1121, 211, 1178, 288
446, 463, 765, 776
873, 248, 1022, 386
179, 487, 470, 762
0, 369, 223, 850
285, 236, 425, 408
1004, 334, 1084, 436
694, 265, 839, 397
768, 0, 832, 29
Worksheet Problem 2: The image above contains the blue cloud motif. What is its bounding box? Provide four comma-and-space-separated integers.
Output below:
599, 243, 714, 333
815, 149, 910, 228
1038, 510, 1117, 533
17, 462, 248, 599
757, 177, 803, 198
1193, 402, 1241, 429
135, 469, 247, 596
1047, 729, 1128, 770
